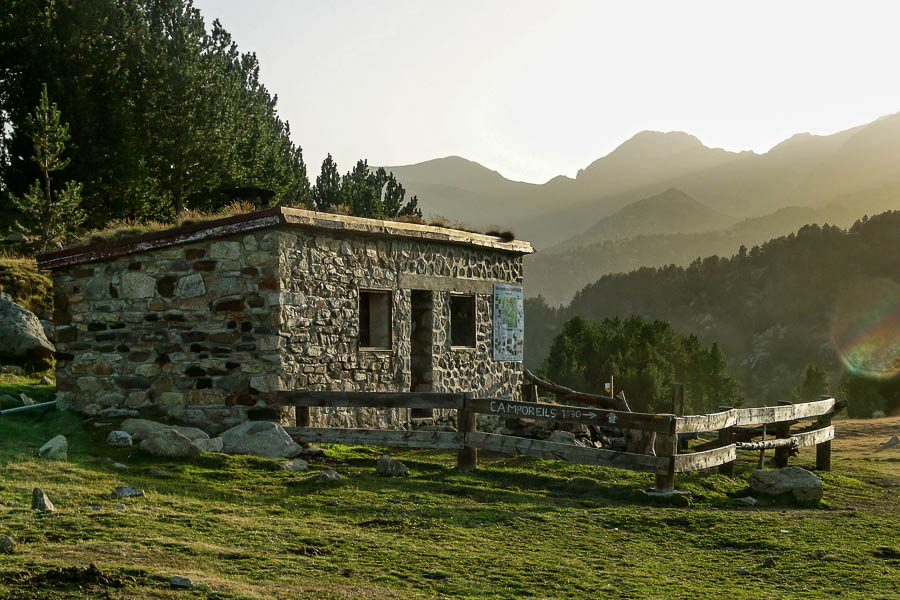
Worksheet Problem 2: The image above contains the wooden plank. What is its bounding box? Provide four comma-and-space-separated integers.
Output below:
276, 391, 463, 410
736, 438, 798, 451
675, 398, 836, 433
466, 432, 672, 475
674, 444, 737, 473
469, 397, 674, 433
457, 393, 478, 472
284, 427, 463, 450
795, 425, 834, 449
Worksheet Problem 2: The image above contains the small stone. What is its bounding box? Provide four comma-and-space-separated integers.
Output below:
38, 435, 68, 460
315, 470, 342, 483
0, 536, 15, 554
761, 557, 777, 568
31, 488, 55, 512
146, 468, 172, 478
325, 500, 339, 507
107, 430, 133, 448
376, 455, 409, 477
115, 504, 126, 511
112, 462, 129, 471
779, 529, 789, 534
19, 393, 34, 406
280, 458, 309, 472
92, 422, 112, 428
170, 576, 194, 589
91, 505, 101, 511
113, 486, 144, 498
738, 496, 757, 506
877, 435, 899, 450
98, 408, 140, 418
296, 446, 325, 458
736, 568, 751, 576
39, 375, 53, 386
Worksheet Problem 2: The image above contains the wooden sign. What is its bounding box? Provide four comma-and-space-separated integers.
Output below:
468, 398, 674, 432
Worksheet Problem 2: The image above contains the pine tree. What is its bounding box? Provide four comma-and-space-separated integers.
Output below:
12, 83, 85, 251
313, 154, 342, 212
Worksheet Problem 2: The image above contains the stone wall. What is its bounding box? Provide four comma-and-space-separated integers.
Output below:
52, 224, 526, 432
52, 232, 282, 433
275, 227, 524, 428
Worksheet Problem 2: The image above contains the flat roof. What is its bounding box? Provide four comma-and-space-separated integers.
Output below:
36, 206, 534, 270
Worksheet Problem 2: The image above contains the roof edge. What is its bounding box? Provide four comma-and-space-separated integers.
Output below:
37, 207, 534, 270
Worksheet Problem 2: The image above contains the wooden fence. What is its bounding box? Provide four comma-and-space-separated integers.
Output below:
276, 390, 838, 492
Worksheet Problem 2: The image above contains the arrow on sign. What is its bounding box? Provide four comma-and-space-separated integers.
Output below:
583, 412, 596, 419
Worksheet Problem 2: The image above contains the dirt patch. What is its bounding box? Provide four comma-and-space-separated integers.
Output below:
833, 416, 900, 454
4, 563, 135, 598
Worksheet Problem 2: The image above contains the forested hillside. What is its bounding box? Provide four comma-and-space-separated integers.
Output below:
525, 211, 900, 415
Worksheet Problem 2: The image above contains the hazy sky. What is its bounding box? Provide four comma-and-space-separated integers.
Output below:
194, 0, 900, 183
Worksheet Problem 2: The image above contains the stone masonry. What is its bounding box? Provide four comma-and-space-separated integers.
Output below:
42, 208, 532, 433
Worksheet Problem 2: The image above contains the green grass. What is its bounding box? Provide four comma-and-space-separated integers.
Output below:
0, 255, 53, 315
0, 375, 897, 599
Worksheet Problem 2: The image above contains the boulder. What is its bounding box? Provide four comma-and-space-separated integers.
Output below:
220, 421, 302, 459
106, 430, 133, 448
0, 295, 55, 368
749, 466, 823, 504
0, 535, 14, 554
139, 429, 201, 458
19, 393, 34, 406
31, 488, 55, 512
38, 435, 68, 460
40, 320, 55, 343
120, 418, 209, 442
193, 437, 223, 453
376, 455, 409, 477
170, 576, 194, 589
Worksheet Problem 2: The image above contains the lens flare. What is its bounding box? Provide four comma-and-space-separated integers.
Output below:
830, 278, 900, 380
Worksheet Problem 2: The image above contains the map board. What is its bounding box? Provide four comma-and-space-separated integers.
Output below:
492, 284, 524, 361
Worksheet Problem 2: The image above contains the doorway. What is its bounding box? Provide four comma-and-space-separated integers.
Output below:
410, 290, 434, 419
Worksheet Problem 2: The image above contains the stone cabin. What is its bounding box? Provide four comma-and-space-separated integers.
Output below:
37, 208, 534, 433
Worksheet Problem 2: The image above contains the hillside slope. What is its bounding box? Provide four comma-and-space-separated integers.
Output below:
524, 211, 900, 408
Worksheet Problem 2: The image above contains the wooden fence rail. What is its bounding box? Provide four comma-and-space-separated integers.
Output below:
274, 390, 839, 492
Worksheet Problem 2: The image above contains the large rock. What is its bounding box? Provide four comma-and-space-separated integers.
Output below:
38, 435, 68, 460
749, 467, 823, 504
32, 488, 55, 512
139, 429, 201, 458
376, 455, 409, 477
220, 421, 302, 459
120, 418, 209, 442
0, 295, 55, 368
548, 430, 592, 448
194, 437, 223, 453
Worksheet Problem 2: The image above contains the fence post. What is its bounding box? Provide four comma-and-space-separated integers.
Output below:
815, 404, 832, 471
456, 392, 477, 472
718, 405, 735, 476
654, 417, 677, 492
773, 400, 793, 468
671, 384, 687, 452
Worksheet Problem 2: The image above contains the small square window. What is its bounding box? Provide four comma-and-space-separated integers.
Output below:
360, 290, 391, 349
450, 294, 476, 348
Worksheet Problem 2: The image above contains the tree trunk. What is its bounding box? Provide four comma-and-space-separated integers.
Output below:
40, 163, 52, 252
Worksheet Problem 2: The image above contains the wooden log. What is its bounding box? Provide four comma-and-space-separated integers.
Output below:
457, 393, 478, 472
773, 401, 792, 468
523, 369, 629, 411
736, 438, 798, 451
675, 397, 836, 433
816, 412, 833, 471
466, 432, 672, 475
283, 427, 463, 449
654, 432, 678, 491
521, 383, 538, 403
276, 391, 463, 410
674, 444, 736, 473
468, 398, 674, 433
718, 405, 735, 476
670, 384, 688, 452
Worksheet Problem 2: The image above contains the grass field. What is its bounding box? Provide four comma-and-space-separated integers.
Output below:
0, 373, 898, 599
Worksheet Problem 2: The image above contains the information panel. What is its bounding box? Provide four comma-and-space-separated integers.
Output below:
492, 283, 524, 361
